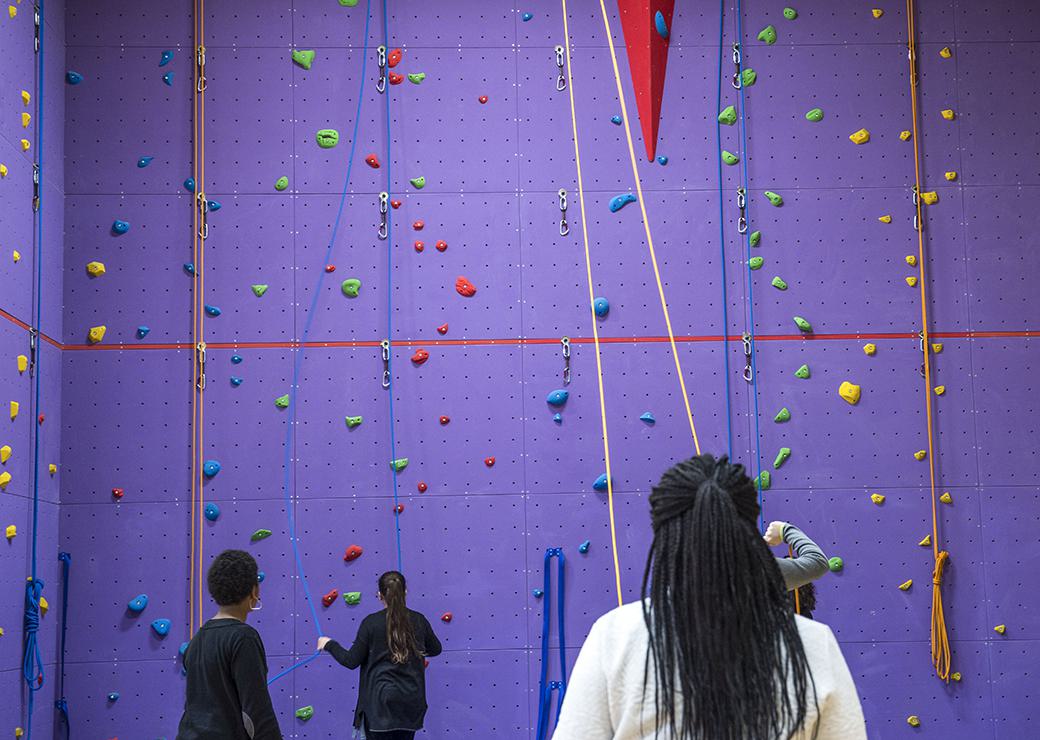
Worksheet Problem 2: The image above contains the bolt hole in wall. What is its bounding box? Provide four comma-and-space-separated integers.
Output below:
0, 0, 1034, 738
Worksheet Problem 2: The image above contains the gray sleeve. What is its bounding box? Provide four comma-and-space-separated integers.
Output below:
775, 524, 829, 591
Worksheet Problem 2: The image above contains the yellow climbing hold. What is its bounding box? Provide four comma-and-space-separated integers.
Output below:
907, 716, 921, 727
945, 171, 958, 181
941, 109, 955, 120
20, 139, 30, 152
39, 596, 48, 615
934, 385, 946, 396
914, 450, 927, 460
88, 326, 107, 344
12, 251, 20, 262
872, 8, 883, 18
940, 491, 952, 504
919, 534, 931, 547
86, 261, 106, 277
21, 90, 30, 105
849, 128, 870, 145
5, 525, 15, 539
994, 624, 1006, 635
48, 463, 56, 475
921, 191, 938, 205
8, 5, 16, 18
0, 445, 10, 463
900, 130, 912, 141
940, 47, 952, 58
21, 113, 30, 128
0, 472, 10, 490
0, 164, 7, 177
863, 343, 876, 356
16, 355, 27, 373
878, 214, 892, 223
870, 493, 886, 505
906, 276, 918, 287
838, 381, 861, 405
951, 671, 962, 682
905, 255, 917, 266
932, 343, 944, 353
10, 402, 19, 420
899, 579, 913, 591
14, 727, 22, 737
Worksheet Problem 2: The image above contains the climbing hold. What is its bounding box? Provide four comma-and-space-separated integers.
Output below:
742, 68, 757, 86
364, 154, 380, 169
795, 364, 810, 379
919, 534, 931, 547
409, 176, 426, 189
899, 130, 912, 142
203, 460, 221, 478
16, 355, 27, 374
414, 241, 425, 253
66, 71, 83, 85
610, 115, 622, 125
440, 612, 453, 623
436, 324, 448, 335
757, 25, 777, 44
749, 230, 761, 247
773, 447, 791, 469
593, 297, 609, 317
940, 492, 952, 504
204, 304, 222, 317
111, 487, 124, 500
749, 256, 763, 270
905, 255, 917, 266
439, 416, 450, 425
546, 389, 569, 407
435, 240, 447, 252
325, 265, 336, 273
321, 590, 338, 608
914, 450, 927, 461
295, 706, 315, 721
793, 316, 812, 333
159, 50, 174, 67
230, 377, 243, 387
578, 539, 591, 554
204, 503, 220, 521
941, 109, 955, 121
151, 619, 172, 637
764, 191, 784, 207
11, 250, 19, 262
838, 381, 861, 405
718, 106, 737, 126
291, 49, 316, 69
878, 215, 892, 223
899, 579, 913, 591
774, 407, 790, 423
5, 525, 15, 540
345, 416, 363, 428
639, 412, 656, 424
654, 10, 669, 39
19, 139, 30, 152
387, 48, 402, 67
417, 481, 428, 493
112, 219, 130, 234
411, 349, 430, 365
827, 556, 843, 572
951, 672, 962, 682
390, 458, 409, 472
484, 456, 496, 467
805, 108, 823, 122
343, 592, 362, 605
0, 472, 9, 489
553, 413, 562, 424
994, 624, 1006, 635
872, 8, 883, 18
394, 502, 405, 514
455, 276, 477, 297
162, 72, 174, 86
921, 191, 938, 205
656, 155, 668, 165
771, 276, 788, 290
274, 176, 289, 191
21, 90, 30, 105
127, 594, 149, 613
344, 544, 364, 561
756, 471, 771, 491
407, 73, 426, 85
944, 171, 957, 181
0, 164, 6, 178
184, 177, 196, 192
532, 588, 543, 597
870, 493, 886, 505
250, 284, 270, 298
722, 150, 739, 166
48, 464, 56, 475
341, 278, 361, 297
934, 385, 946, 396
932, 343, 943, 353
0, 446, 9, 463
413, 220, 425, 230
939, 47, 952, 58
849, 128, 871, 145
108, 692, 120, 702
478, 95, 488, 104
863, 343, 876, 355
88, 326, 107, 344
522, 12, 533, 21
208, 200, 222, 211
784, 7, 798, 20
906, 277, 918, 287
609, 193, 638, 212
316, 129, 340, 148
389, 72, 404, 85
137, 156, 154, 168
251, 529, 273, 542
9, 402, 17, 420
907, 716, 921, 728
592, 473, 610, 492
231, 354, 243, 364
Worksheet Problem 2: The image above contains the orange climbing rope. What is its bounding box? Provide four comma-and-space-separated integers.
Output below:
595, 0, 701, 456
560, 0, 623, 608
905, 0, 951, 682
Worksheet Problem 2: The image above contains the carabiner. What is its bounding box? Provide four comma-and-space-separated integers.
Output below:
558, 189, 569, 237
378, 192, 389, 241
561, 336, 572, 385
381, 339, 391, 389
555, 46, 567, 91
742, 332, 753, 383
376, 46, 387, 94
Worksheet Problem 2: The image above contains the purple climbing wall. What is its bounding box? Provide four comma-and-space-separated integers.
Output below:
37, 0, 1040, 738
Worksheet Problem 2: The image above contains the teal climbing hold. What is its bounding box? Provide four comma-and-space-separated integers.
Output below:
722, 150, 739, 165
756, 471, 771, 491
771, 276, 788, 290
593, 473, 610, 491
204, 304, 222, 317
805, 108, 824, 122
609, 193, 637, 212
251, 284, 269, 297
136, 326, 150, 338
179, 641, 189, 656
532, 588, 544, 597
391, 458, 409, 472
275, 394, 290, 408
204, 502, 220, 521
593, 297, 609, 316
251, 529, 273, 542
184, 260, 195, 273
718, 105, 737, 126
162, 72, 174, 86
758, 25, 777, 44
774, 447, 791, 469
127, 594, 149, 613
774, 407, 791, 422
151, 618, 172, 637
258, 571, 265, 582
639, 411, 656, 424
345, 415, 363, 428
578, 539, 591, 554
795, 364, 810, 379
112, 219, 130, 234
610, 115, 622, 125
409, 176, 426, 189
656, 155, 668, 165
784, 7, 798, 20
316, 129, 340, 148
137, 156, 154, 168
203, 460, 221, 477
522, 12, 533, 21
546, 389, 569, 407
742, 68, 757, 86
552, 413, 562, 424
207, 200, 222, 211
793, 316, 812, 333
654, 10, 669, 39
160, 50, 174, 66
749, 230, 761, 247
749, 256, 764, 270
230, 377, 243, 387
275, 176, 289, 191
108, 692, 120, 702
184, 177, 195, 192
764, 191, 784, 207
231, 354, 243, 364
341, 278, 361, 297
66, 71, 83, 85
291, 49, 316, 69
407, 73, 426, 84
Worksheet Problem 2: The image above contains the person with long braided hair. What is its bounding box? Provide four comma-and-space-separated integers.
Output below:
553, 455, 865, 740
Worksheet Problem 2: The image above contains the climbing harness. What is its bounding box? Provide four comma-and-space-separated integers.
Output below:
535, 548, 567, 740
560, 336, 571, 385
55, 552, 71, 738
554, 45, 567, 91
558, 188, 569, 236
904, 0, 951, 682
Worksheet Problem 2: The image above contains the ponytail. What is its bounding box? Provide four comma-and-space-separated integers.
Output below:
379, 571, 418, 664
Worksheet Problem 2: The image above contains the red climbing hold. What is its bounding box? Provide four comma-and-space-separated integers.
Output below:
413, 220, 424, 231
436, 323, 448, 335
455, 276, 477, 297
439, 416, 450, 425
322, 589, 339, 608
111, 488, 124, 499
478, 95, 488, 104
325, 264, 336, 273
38, 414, 45, 425
417, 481, 428, 493
388, 48, 402, 68
343, 544, 363, 562
435, 240, 447, 252
484, 456, 496, 467
390, 199, 402, 209
394, 503, 405, 514
365, 154, 380, 168
441, 612, 453, 623
411, 349, 429, 365
389, 72, 404, 85
414, 240, 425, 253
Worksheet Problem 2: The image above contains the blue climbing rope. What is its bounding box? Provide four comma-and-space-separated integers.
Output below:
535, 548, 567, 740
732, 0, 766, 531
380, 0, 404, 574
714, 0, 734, 460
55, 552, 71, 738
269, 0, 374, 683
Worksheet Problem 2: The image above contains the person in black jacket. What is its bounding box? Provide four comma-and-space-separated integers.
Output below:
317, 571, 442, 740
176, 549, 282, 740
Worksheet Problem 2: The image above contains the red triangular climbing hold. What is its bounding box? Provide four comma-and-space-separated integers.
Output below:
616, 0, 674, 161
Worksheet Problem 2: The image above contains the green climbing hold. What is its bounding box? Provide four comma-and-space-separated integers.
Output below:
341, 278, 361, 297
409, 176, 426, 189
251, 529, 272, 542
345, 415, 363, 428
722, 150, 739, 165
749, 256, 764, 270
774, 447, 791, 469
805, 108, 823, 122
764, 191, 783, 207
295, 705, 314, 721
771, 276, 788, 290
749, 230, 761, 247
291, 50, 316, 70
784, 7, 798, 20
316, 129, 339, 148
718, 105, 737, 126
742, 68, 757, 87
390, 458, 409, 472
774, 407, 791, 423
793, 316, 812, 333
343, 591, 362, 605
795, 364, 810, 379
275, 176, 289, 191
756, 471, 771, 491
407, 73, 426, 84
275, 394, 290, 408
251, 284, 269, 297
338, 0, 359, 5
757, 25, 777, 44
828, 556, 844, 572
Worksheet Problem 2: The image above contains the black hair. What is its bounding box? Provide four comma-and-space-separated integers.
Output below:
792, 581, 817, 619
207, 549, 259, 606
379, 571, 418, 663
641, 454, 816, 740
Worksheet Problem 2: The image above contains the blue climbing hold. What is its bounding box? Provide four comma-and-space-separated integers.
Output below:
112, 220, 130, 235
127, 594, 149, 613
231, 354, 243, 364
107, 692, 120, 702
578, 539, 591, 554
183, 263, 195, 275
257, 571, 265, 583
151, 618, 172, 637
203, 460, 221, 477
183, 177, 195, 192
654, 10, 669, 39
204, 304, 221, 317
66, 71, 83, 85
656, 155, 668, 165
546, 389, 569, 407
593, 473, 610, 491
159, 50, 174, 67
230, 376, 243, 387
532, 588, 544, 598
552, 413, 562, 424
609, 193, 637, 212
137, 156, 154, 168
204, 502, 221, 521
522, 11, 533, 21
136, 326, 150, 339
179, 641, 190, 656
639, 411, 656, 424
593, 297, 609, 317
610, 115, 622, 125
162, 72, 174, 86
207, 200, 222, 212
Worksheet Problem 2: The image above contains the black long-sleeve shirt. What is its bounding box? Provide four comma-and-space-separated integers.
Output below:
324, 609, 443, 732
176, 618, 283, 740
